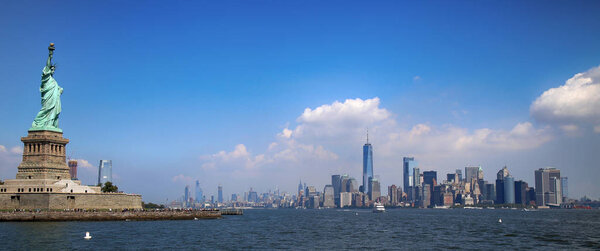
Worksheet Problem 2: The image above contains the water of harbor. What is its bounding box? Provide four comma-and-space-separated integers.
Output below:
1, 208, 599, 250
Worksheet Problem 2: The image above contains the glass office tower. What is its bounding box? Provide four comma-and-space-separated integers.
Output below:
97, 160, 112, 185
503, 176, 515, 204
362, 141, 373, 194
195, 180, 203, 203
403, 157, 417, 196
218, 185, 223, 203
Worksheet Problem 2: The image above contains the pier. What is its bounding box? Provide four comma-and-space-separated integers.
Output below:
220, 208, 244, 215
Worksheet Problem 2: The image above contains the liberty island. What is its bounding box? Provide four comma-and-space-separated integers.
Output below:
0, 44, 142, 210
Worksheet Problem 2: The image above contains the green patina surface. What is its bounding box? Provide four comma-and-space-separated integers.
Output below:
29, 44, 62, 133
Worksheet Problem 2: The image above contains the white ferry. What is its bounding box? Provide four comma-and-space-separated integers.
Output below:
373, 202, 385, 213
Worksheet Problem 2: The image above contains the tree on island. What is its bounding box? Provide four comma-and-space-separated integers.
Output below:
142, 202, 165, 209
0, 180, 3, 185
101, 181, 119, 193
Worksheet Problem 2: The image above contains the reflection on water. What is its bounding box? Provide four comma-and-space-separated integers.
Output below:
1, 209, 599, 249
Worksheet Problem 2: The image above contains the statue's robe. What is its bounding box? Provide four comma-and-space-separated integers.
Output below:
31, 65, 62, 130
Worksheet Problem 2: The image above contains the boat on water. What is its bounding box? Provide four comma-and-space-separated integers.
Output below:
373, 202, 385, 213
523, 208, 538, 212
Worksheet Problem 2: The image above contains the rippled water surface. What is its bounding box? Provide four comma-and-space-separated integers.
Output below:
1, 209, 600, 250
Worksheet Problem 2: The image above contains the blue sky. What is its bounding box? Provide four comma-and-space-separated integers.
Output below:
1, 1, 599, 203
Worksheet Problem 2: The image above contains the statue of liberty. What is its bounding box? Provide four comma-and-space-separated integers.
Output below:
30, 43, 63, 132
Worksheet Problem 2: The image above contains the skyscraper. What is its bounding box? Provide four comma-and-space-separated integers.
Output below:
550, 177, 562, 204
184, 185, 190, 206
515, 180, 528, 205
323, 185, 335, 208
403, 157, 417, 194
421, 184, 431, 208
423, 171, 437, 187
195, 180, 203, 203
465, 166, 482, 183
503, 176, 515, 204
497, 166, 510, 180
389, 185, 398, 205
331, 175, 341, 206
447, 173, 456, 183
368, 177, 381, 201
341, 174, 350, 193
248, 188, 258, 203
495, 166, 510, 204
347, 178, 358, 193
423, 171, 437, 206
218, 185, 223, 203
362, 136, 373, 195
535, 167, 561, 206
413, 167, 421, 188
97, 160, 112, 185
68, 160, 77, 180
561, 177, 568, 201
485, 183, 496, 202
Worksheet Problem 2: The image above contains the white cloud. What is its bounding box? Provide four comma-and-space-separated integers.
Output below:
200, 144, 269, 171
75, 159, 94, 169
595, 125, 600, 134
293, 97, 392, 142
0, 145, 22, 155
410, 124, 431, 136
279, 128, 293, 139
195, 97, 553, 194
0, 145, 22, 180
9, 146, 22, 155
290, 98, 549, 155
531, 65, 600, 131
172, 174, 193, 183
413, 76, 421, 81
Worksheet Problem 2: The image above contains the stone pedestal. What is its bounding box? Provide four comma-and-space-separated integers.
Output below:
0, 131, 142, 210
16, 130, 70, 180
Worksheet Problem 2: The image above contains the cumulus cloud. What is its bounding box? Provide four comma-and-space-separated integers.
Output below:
196, 97, 553, 193
199, 139, 338, 175
172, 174, 194, 183
293, 97, 392, 142
289, 98, 550, 155
531, 65, 600, 131
9, 146, 22, 155
0, 145, 22, 180
200, 144, 269, 171
75, 159, 94, 169
279, 128, 293, 139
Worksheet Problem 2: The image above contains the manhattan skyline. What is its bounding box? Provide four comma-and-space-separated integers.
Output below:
1, 1, 600, 203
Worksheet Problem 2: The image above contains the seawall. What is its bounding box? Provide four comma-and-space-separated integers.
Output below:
0, 210, 222, 222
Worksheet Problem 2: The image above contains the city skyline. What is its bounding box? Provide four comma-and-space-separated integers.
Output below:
178, 149, 569, 208
1, 1, 600, 203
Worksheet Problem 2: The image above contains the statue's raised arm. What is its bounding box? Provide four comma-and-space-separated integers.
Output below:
45, 43, 55, 73
46, 44, 54, 67
30, 43, 63, 133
